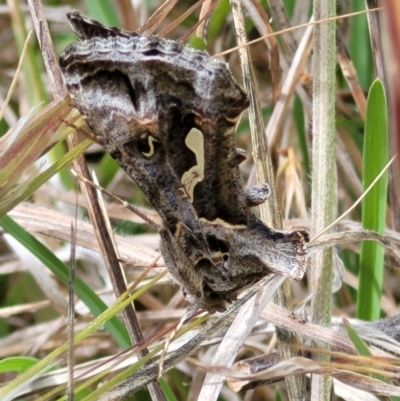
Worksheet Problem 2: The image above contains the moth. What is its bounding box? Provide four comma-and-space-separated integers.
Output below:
60, 11, 309, 313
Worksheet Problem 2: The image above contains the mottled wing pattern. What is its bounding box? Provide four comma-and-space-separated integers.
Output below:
60, 11, 309, 312
64, 11, 254, 226
66, 10, 133, 40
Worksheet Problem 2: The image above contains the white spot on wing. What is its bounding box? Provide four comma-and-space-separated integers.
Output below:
181, 128, 205, 202
141, 135, 159, 157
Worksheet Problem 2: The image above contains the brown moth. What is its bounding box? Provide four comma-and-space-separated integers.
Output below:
59, 11, 309, 313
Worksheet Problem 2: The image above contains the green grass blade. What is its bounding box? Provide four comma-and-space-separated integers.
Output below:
294, 94, 311, 178
0, 138, 92, 217
356, 78, 388, 321
343, 318, 400, 401
0, 270, 166, 400
0, 357, 40, 373
9, 3, 48, 107
84, 0, 121, 26
97, 153, 120, 187
343, 318, 372, 355
348, 1, 374, 89
188, 0, 230, 49
0, 214, 130, 349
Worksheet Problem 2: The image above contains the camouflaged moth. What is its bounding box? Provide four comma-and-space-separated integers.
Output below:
60, 11, 309, 313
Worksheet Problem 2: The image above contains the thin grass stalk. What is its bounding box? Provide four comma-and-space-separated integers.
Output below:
310, 0, 336, 399
228, 1, 306, 400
